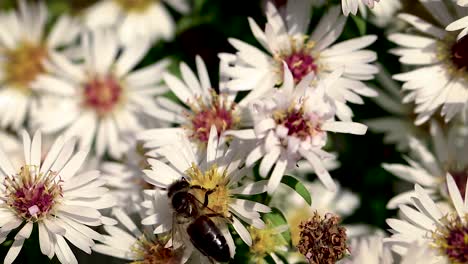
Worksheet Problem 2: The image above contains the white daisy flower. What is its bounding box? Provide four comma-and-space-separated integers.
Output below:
389, 1, 468, 124
446, 0, 468, 39
32, 29, 169, 159
93, 207, 190, 263
385, 173, 468, 264
0, 0, 80, 130
0, 131, 116, 264
140, 126, 271, 260
227, 69, 368, 193
339, 234, 435, 264
84, 0, 189, 44
138, 55, 248, 155
272, 180, 361, 246
383, 121, 468, 209
220, 1, 378, 121
366, 65, 428, 152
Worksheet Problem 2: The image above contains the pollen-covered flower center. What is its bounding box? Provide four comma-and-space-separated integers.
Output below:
187, 164, 230, 217
450, 35, 468, 70
114, 0, 154, 12
188, 92, 239, 143
4, 165, 62, 221
249, 223, 287, 260
132, 236, 183, 264
273, 105, 321, 141
433, 214, 468, 263
83, 75, 123, 115
4, 42, 47, 92
284, 52, 317, 83
276, 37, 317, 84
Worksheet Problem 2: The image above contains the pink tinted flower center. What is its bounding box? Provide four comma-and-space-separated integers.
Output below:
13, 183, 55, 218
451, 35, 468, 70
188, 93, 238, 143
284, 52, 317, 83
84, 75, 123, 115
445, 226, 468, 263
274, 108, 320, 140
5, 166, 62, 221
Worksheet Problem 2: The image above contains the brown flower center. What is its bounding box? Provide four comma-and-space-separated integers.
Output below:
4, 42, 47, 93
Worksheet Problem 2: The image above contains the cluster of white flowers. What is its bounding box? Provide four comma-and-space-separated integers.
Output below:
0, 0, 467, 263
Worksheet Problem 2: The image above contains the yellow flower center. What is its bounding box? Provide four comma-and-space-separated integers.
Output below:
4, 42, 47, 94
114, 0, 154, 13
186, 164, 231, 218
249, 223, 287, 263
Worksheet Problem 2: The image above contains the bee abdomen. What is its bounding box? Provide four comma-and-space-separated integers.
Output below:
187, 215, 230, 262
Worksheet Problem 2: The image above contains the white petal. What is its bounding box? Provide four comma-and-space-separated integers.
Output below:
321, 121, 367, 135
446, 173, 466, 218
21, 130, 31, 165
267, 157, 287, 194
15, 222, 33, 240
38, 222, 52, 256
232, 217, 252, 246
30, 131, 42, 167
58, 149, 89, 181
4, 239, 25, 264
206, 125, 219, 166
299, 148, 336, 192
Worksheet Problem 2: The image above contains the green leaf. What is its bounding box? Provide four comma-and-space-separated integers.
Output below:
263, 208, 291, 245
281, 175, 312, 206
351, 15, 367, 35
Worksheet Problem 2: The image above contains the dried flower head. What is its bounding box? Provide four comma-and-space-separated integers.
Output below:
297, 212, 348, 264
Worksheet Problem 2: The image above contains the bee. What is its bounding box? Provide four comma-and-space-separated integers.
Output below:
167, 178, 230, 263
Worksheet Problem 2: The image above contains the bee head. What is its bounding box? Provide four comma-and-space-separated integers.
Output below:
167, 178, 190, 198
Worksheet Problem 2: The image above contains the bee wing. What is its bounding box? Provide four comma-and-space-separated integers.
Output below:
170, 213, 194, 253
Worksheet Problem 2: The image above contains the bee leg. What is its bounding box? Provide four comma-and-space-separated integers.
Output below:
202, 189, 215, 207
191, 185, 218, 208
